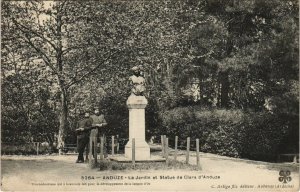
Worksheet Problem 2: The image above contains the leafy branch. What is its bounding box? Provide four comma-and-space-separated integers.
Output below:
65, 50, 119, 89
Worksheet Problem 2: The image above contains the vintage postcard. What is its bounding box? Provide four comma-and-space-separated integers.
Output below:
1, 0, 299, 191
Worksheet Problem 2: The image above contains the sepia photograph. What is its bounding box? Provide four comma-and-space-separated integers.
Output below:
1, 0, 299, 191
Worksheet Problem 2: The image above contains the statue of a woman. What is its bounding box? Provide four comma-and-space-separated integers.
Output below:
129, 65, 145, 96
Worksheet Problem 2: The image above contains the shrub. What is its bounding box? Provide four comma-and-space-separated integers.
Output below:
202, 124, 240, 158
160, 106, 296, 161
238, 112, 290, 161
1, 143, 51, 155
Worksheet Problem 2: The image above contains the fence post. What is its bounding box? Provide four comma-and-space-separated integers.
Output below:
89, 136, 93, 162
117, 143, 119, 154
94, 136, 97, 164
100, 136, 104, 160
174, 136, 178, 161
165, 138, 169, 162
161, 135, 165, 157
36, 142, 39, 156
186, 137, 190, 164
132, 138, 135, 167
196, 139, 200, 170
163, 135, 167, 157
111, 136, 115, 155
116, 135, 119, 154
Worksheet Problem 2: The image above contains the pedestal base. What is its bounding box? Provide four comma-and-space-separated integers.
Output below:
125, 139, 150, 160
110, 154, 165, 162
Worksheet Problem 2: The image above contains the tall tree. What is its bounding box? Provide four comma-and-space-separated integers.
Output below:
2, 1, 118, 153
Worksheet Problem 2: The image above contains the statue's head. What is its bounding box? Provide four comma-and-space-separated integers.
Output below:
131, 66, 140, 76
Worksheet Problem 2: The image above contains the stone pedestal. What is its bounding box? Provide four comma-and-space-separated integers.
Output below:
125, 95, 150, 160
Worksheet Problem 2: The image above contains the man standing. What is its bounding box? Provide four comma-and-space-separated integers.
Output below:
75, 111, 93, 163
90, 107, 107, 158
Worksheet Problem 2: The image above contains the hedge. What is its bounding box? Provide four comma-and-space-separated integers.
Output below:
160, 106, 298, 161
1, 143, 51, 155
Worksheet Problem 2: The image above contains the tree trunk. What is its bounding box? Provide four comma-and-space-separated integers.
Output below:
56, 6, 66, 155
58, 89, 68, 155
219, 71, 230, 108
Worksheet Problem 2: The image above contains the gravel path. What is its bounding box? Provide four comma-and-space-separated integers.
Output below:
1, 151, 299, 191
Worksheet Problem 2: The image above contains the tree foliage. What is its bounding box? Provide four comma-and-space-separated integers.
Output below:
1, 0, 298, 159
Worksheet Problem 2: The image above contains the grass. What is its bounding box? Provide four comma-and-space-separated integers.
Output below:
93, 159, 201, 171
